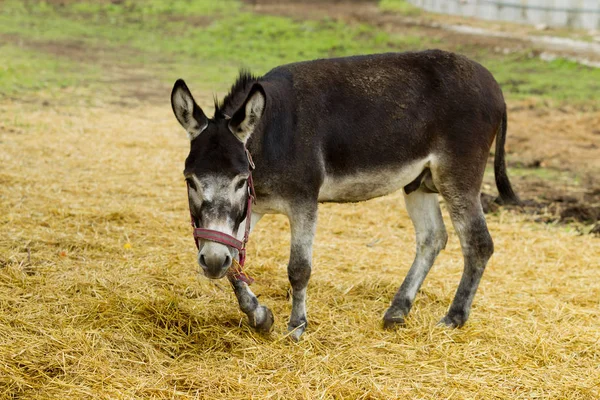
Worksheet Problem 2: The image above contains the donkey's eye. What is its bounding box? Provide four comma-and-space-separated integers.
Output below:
235, 179, 247, 191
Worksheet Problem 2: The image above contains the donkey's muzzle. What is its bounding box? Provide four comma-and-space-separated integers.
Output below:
198, 243, 233, 279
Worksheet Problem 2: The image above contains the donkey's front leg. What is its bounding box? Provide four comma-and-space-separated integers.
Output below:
287, 203, 317, 341
229, 212, 274, 332
229, 277, 274, 332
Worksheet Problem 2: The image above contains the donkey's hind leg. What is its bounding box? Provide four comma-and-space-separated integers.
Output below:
383, 189, 448, 328
438, 186, 494, 328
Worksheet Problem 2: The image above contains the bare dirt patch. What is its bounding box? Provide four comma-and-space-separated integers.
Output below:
489, 101, 600, 229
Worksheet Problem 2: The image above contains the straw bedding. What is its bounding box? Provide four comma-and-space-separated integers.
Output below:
0, 100, 598, 399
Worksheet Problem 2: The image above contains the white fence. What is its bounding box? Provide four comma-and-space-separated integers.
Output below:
409, 0, 600, 30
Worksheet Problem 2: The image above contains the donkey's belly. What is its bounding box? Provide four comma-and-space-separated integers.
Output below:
318, 158, 429, 203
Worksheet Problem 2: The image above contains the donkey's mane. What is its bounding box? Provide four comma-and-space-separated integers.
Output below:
214, 70, 260, 120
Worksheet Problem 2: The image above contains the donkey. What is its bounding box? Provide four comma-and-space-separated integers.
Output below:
171, 50, 519, 341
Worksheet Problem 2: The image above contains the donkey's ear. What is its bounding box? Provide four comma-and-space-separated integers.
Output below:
228, 84, 265, 144
171, 79, 208, 141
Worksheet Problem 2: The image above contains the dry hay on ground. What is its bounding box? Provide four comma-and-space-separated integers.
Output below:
0, 101, 599, 399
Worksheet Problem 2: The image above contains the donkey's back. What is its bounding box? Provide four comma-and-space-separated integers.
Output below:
253, 51, 509, 204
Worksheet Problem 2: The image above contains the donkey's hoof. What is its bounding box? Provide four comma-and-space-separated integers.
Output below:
287, 319, 307, 342
383, 315, 405, 330
438, 312, 467, 329
251, 305, 274, 332
383, 308, 406, 329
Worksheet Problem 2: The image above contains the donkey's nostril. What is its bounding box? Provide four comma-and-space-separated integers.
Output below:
222, 255, 231, 269
199, 254, 208, 269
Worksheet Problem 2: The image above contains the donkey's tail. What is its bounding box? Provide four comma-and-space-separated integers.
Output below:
494, 108, 520, 205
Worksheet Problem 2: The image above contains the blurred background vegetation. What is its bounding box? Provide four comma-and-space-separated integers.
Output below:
0, 0, 598, 106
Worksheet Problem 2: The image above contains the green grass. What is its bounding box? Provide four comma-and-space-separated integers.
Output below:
0, 45, 100, 95
0, 0, 427, 97
0, 0, 598, 105
0, 1, 418, 62
379, 0, 422, 16
485, 54, 600, 103
69, 0, 241, 16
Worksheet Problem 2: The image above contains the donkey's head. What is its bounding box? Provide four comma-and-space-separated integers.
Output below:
171, 79, 265, 279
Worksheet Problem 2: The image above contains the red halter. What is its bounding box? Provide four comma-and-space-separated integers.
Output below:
187, 149, 256, 285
